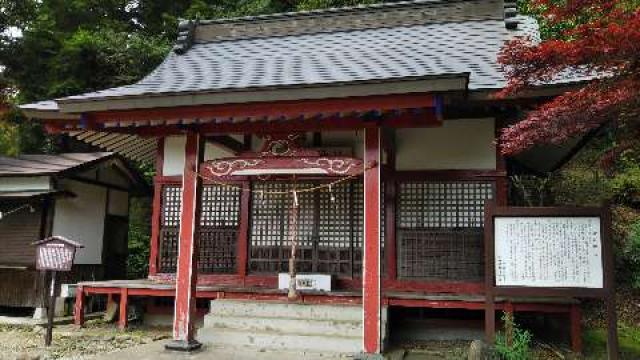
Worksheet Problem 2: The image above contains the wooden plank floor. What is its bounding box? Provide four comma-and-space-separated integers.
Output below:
77, 279, 578, 304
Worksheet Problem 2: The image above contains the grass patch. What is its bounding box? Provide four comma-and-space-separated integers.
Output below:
584, 323, 640, 359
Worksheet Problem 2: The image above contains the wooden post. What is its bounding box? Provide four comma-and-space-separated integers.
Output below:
149, 137, 165, 276
118, 288, 129, 330
606, 295, 618, 360
603, 207, 619, 360
484, 201, 496, 343
74, 285, 85, 326
384, 181, 397, 280
363, 127, 382, 355
504, 302, 514, 346
45, 271, 57, 346
166, 132, 204, 351
237, 181, 251, 281
570, 304, 583, 354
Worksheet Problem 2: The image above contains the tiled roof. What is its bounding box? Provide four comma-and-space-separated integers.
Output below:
0, 153, 114, 176
59, 16, 537, 106
21, 0, 555, 117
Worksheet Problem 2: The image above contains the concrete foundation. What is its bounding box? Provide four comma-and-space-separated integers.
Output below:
32, 297, 66, 320
197, 299, 388, 356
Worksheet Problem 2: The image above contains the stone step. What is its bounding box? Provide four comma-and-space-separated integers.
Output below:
197, 327, 362, 354
204, 315, 362, 338
203, 345, 350, 360
209, 299, 363, 322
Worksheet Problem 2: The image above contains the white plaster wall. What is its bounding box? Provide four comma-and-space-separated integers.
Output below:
107, 189, 129, 217
52, 180, 107, 265
162, 135, 187, 176
0, 176, 51, 192
395, 118, 496, 170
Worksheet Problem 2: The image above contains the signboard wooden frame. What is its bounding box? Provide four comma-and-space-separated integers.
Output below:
484, 202, 618, 359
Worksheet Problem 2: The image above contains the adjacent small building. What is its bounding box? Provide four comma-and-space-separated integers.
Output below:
0, 153, 146, 313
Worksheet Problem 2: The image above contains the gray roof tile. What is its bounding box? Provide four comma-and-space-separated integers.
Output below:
0, 153, 114, 176
58, 16, 539, 104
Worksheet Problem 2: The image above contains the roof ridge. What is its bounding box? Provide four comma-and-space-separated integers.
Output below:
177, 0, 507, 49
197, 0, 454, 25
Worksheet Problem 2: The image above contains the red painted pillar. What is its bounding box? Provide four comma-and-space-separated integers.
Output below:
118, 288, 129, 330
73, 286, 85, 327
363, 127, 382, 355
166, 132, 204, 351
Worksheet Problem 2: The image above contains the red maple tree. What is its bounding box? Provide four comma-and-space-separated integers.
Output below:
498, 0, 640, 156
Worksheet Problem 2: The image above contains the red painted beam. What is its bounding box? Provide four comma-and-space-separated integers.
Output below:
82, 287, 123, 294
388, 299, 486, 310
61, 110, 440, 137
129, 288, 176, 297
391, 170, 507, 182
363, 127, 382, 354
89, 93, 435, 124
170, 132, 204, 349
383, 280, 484, 294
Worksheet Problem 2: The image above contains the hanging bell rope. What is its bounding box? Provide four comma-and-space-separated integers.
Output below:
287, 186, 300, 300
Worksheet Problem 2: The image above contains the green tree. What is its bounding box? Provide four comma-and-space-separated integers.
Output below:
0, 0, 388, 276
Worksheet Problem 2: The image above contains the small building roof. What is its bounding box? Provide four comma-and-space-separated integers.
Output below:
0, 153, 114, 177
0, 152, 149, 195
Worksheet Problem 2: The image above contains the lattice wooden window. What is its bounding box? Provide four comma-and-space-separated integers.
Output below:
398, 182, 494, 229
397, 181, 494, 281
159, 186, 181, 273
158, 184, 241, 274
249, 181, 365, 277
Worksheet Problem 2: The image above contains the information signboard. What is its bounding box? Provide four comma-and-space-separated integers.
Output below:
484, 203, 618, 359
494, 216, 603, 289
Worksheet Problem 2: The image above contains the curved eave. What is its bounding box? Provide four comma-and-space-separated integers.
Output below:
56, 74, 470, 114
468, 78, 595, 101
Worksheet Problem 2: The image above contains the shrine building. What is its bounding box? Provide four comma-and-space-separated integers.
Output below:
20, 0, 591, 356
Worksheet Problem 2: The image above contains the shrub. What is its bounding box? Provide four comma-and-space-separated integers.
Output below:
495, 312, 533, 360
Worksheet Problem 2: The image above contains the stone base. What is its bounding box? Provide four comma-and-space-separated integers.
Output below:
353, 353, 385, 360
32, 307, 47, 320
165, 339, 202, 352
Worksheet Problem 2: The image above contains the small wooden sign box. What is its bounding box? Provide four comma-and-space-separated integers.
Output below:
484, 202, 618, 359
33, 236, 83, 346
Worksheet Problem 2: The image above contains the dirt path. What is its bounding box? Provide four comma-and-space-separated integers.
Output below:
0, 321, 169, 360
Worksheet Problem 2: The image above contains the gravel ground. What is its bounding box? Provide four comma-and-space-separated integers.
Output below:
0, 320, 170, 360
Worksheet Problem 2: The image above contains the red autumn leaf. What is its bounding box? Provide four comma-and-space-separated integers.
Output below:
498, 1, 640, 155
